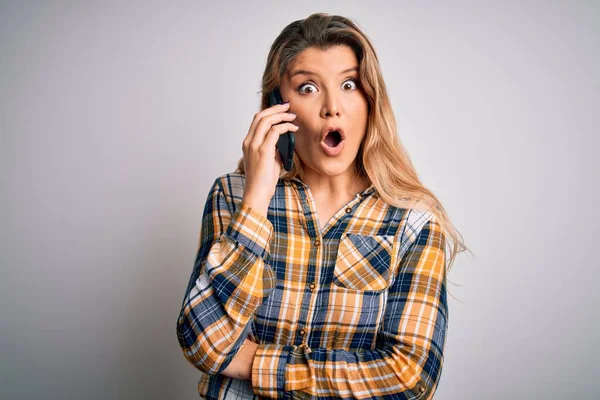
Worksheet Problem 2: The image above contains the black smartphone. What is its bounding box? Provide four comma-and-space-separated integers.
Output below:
268, 88, 295, 171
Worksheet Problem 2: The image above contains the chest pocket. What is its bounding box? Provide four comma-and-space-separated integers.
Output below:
333, 233, 395, 291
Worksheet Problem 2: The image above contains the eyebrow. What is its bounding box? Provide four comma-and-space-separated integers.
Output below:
289, 66, 359, 78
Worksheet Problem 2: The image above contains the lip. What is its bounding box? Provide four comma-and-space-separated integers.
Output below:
320, 139, 345, 156
320, 126, 346, 157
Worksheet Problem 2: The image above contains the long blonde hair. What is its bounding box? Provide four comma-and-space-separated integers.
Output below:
236, 13, 471, 276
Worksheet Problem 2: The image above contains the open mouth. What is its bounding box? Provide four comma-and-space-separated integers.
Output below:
324, 130, 343, 147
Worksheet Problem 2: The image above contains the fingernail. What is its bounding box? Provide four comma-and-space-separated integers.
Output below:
282, 101, 290, 106
289, 112, 296, 117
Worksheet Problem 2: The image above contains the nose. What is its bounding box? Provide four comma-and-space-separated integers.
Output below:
321, 92, 340, 118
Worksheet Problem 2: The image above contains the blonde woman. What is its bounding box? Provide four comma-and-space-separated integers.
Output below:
177, 12, 468, 399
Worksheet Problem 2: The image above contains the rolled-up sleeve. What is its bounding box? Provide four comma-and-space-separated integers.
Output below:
176, 177, 276, 375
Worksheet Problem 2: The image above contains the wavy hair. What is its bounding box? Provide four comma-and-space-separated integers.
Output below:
236, 12, 471, 277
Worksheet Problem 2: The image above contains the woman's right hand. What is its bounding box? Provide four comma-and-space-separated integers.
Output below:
241, 102, 299, 217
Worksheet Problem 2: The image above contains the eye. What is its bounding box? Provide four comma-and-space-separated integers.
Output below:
298, 82, 317, 94
342, 78, 359, 91
297, 78, 360, 94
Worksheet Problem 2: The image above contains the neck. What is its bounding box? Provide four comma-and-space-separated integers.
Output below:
300, 163, 370, 202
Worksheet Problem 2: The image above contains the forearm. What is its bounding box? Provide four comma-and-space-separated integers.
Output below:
252, 343, 440, 399
221, 339, 259, 380
177, 202, 276, 374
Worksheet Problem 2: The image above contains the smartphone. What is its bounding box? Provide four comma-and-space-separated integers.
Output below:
268, 88, 295, 171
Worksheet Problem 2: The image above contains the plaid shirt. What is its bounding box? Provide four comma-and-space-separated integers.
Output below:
177, 172, 449, 399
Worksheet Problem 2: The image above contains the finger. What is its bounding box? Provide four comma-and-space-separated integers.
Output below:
249, 115, 297, 151
244, 103, 291, 148
246, 109, 295, 150
262, 123, 299, 154
250, 113, 297, 150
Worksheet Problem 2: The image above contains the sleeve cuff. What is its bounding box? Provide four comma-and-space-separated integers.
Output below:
284, 344, 312, 392
251, 344, 290, 398
225, 202, 274, 259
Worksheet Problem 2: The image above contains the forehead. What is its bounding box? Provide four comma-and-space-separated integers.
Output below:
286, 45, 359, 79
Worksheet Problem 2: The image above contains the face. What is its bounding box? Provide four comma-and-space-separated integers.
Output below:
280, 45, 369, 179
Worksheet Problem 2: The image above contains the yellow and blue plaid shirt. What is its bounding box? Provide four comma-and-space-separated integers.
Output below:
177, 172, 448, 399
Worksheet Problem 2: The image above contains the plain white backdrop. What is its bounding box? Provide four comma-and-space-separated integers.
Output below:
1, 1, 598, 399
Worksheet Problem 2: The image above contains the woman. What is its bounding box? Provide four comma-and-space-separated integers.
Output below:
177, 12, 468, 399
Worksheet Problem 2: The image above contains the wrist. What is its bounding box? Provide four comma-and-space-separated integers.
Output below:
242, 193, 270, 217
242, 340, 259, 380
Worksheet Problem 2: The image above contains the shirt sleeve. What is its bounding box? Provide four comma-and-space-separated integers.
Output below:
251, 216, 449, 399
176, 177, 277, 374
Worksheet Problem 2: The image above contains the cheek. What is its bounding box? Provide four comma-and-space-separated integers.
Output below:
348, 103, 368, 138
351, 113, 368, 130
347, 96, 368, 117
292, 116, 317, 141
292, 124, 309, 149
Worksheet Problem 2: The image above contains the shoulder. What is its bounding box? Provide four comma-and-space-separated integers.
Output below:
388, 206, 436, 256
400, 209, 449, 266
212, 171, 246, 198
212, 172, 292, 200
207, 172, 247, 212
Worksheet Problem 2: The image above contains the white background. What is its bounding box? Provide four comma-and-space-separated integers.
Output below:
1, 1, 598, 399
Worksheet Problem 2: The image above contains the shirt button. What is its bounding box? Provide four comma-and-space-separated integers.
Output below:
314, 239, 320, 247
345, 207, 352, 213
419, 385, 425, 393
308, 282, 316, 291
299, 328, 306, 336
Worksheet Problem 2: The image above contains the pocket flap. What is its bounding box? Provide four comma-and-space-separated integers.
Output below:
333, 233, 394, 291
